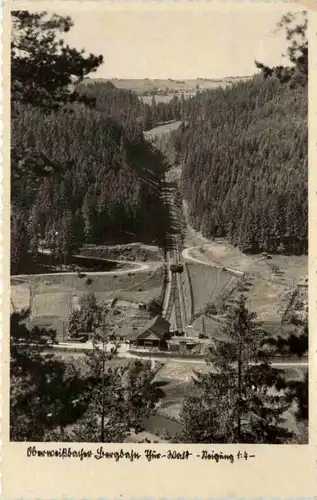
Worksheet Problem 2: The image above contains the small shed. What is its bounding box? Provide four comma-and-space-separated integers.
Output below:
132, 315, 170, 350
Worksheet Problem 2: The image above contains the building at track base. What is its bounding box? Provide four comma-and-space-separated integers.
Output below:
129, 314, 208, 356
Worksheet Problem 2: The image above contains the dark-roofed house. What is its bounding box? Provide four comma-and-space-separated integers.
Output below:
131, 315, 171, 350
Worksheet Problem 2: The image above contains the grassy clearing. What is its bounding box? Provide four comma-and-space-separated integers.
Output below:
32, 292, 71, 319
11, 282, 31, 312
191, 312, 301, 341
187, 263, 237, 316
11, 265, 164, 339
15, 270, 161, 295
186, 241, 307, 325
144, 120, 183, 139
202, 242, 307, 285
117, 266, 164, 303
243, 279, 289, 322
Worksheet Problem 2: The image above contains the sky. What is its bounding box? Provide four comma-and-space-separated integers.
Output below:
55, 2, 306, 79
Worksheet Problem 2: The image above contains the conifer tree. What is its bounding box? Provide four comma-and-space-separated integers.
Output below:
11, 10, 103, 108
180, 296, 292, 443
11, 207, 31, 273
151, 94, 158, 126
68, 308, 160, 442
57, 209, 76, 264
10, 310, 89, 441
68, 292, 103, 339
255, 10, 307, 86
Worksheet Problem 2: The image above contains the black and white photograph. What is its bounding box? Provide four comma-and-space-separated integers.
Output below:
10, 2, 309, 447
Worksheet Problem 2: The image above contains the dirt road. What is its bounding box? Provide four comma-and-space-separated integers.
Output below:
13, 260, 162, 279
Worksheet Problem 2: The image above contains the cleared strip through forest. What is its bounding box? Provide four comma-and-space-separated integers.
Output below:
144, 122, 191, 334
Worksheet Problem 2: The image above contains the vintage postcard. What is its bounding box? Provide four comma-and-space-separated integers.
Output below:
1, 0, 316, 498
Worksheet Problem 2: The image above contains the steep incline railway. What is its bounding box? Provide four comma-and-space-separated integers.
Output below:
163, 223, 188, 333
143, 125, 190, 334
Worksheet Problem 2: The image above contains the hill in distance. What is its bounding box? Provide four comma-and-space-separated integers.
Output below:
81, 76, 255, 102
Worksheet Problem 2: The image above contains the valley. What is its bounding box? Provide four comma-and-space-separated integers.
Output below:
10, 6, 308, 446
11, 121, 308, 441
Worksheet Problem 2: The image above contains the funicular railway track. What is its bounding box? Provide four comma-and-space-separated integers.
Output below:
161, 178, 188, 333
143, 125, 190, 335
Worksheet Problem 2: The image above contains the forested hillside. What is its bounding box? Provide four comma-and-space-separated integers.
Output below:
77, 79, 183, 130
11, 8, 308, 277
11, 12, 176, 274
175, 76, 307, 254
12, 100, 173, 273
172, 11, 308, 256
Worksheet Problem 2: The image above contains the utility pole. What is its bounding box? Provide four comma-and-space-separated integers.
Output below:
202, 315, 206, 337
100, 349, 105, 442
